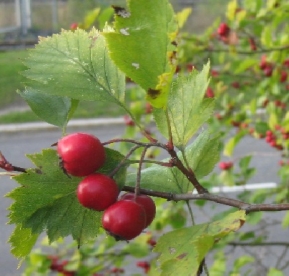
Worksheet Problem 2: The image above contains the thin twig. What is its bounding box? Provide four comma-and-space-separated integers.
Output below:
135, 146, 150, 196
122, 186, 289, 213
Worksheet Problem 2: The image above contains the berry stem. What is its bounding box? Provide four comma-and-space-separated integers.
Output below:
109, 145, 142, 178
166, 147, 208, 194
0, 151, 27, 173
135, 146, 150, 197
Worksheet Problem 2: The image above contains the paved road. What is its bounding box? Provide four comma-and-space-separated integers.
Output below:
0, 123, 287, 275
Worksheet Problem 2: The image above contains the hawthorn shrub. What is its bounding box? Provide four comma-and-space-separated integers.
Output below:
1, 0, 289, 275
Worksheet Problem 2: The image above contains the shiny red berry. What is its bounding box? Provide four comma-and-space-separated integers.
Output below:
77, 173, 119, 211
120, 193, 156, 227
102, 200, 146, 240
57, 132, 105, 177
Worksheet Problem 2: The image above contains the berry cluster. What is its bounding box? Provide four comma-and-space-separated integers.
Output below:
48, 255, 75, 276
265, 126, 289, 151
57, 132, 156, 241
259, 55, 289, 83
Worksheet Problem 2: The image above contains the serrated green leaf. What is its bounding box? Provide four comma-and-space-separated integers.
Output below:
18, 88, 78, 129
7, 147, 127, 257
9, 225, 39, 259
22, 29, 125, 105
154, 63, 214, 149
103, 0, 178, 108
153, 210, 246, 275
126, 130, 220, 193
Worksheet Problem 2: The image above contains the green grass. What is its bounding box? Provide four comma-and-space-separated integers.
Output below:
0, 50, 28, 107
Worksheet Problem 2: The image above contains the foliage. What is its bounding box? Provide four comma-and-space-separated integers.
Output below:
1, 0, 289, 275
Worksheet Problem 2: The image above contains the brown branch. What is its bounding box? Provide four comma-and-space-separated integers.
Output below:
229, 242, 289, 247
122, 186, 289, 213
166, 148, 208, 194
0, 151, 26, 173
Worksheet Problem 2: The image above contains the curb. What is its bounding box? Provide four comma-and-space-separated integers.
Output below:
0, 117, 125, 133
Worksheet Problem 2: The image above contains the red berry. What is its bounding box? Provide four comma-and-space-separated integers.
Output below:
123, 115, 135, 126
259, 55, 267, 70
231, 81, 240, 89
280, 71, 288, 83
137, 261, 150, 273
70, 22, 78, 30
263, 64, 273, 77
147, 238, 157, 247
249, 37, 257, 51
219, 161, 233, 170
283, 59, 289, 68
211, 70, 219, 77
145, 102, 153, 114
186, 63, 194, 72
120, 193, 156, 227
205, 87, 214, 98
77, 173, 119, 211
57, 133, 105, 177
48, 255, 59, 271
218, 23, 230, 37
102, 200, 146, 240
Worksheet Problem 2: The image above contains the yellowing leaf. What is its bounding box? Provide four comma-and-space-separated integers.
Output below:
226, 0, 238, 21
154, 210, 246, 275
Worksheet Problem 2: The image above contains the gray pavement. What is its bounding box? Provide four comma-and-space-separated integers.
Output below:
0, 120, 288, 275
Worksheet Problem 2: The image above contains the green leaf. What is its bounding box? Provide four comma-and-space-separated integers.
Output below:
282, 211, 289, 228
82, 8, 100, 29
18, 88, 78, 129
7, 147, 127, 257
176, 8, 192, 29
153, 210, 246, 275
104, 0, 178, 108
9, 225, 39, 259
223, 131, 246, 157
126, 130, 220, 193
184, 130, 220, 179
234, 59, 256, 74
232, 256, 254, 272
22, 28, 125, 105
267, 268, 284, 276
154, 63, 214, 149
268, 112, 278, 129
226, 0, 238, 21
